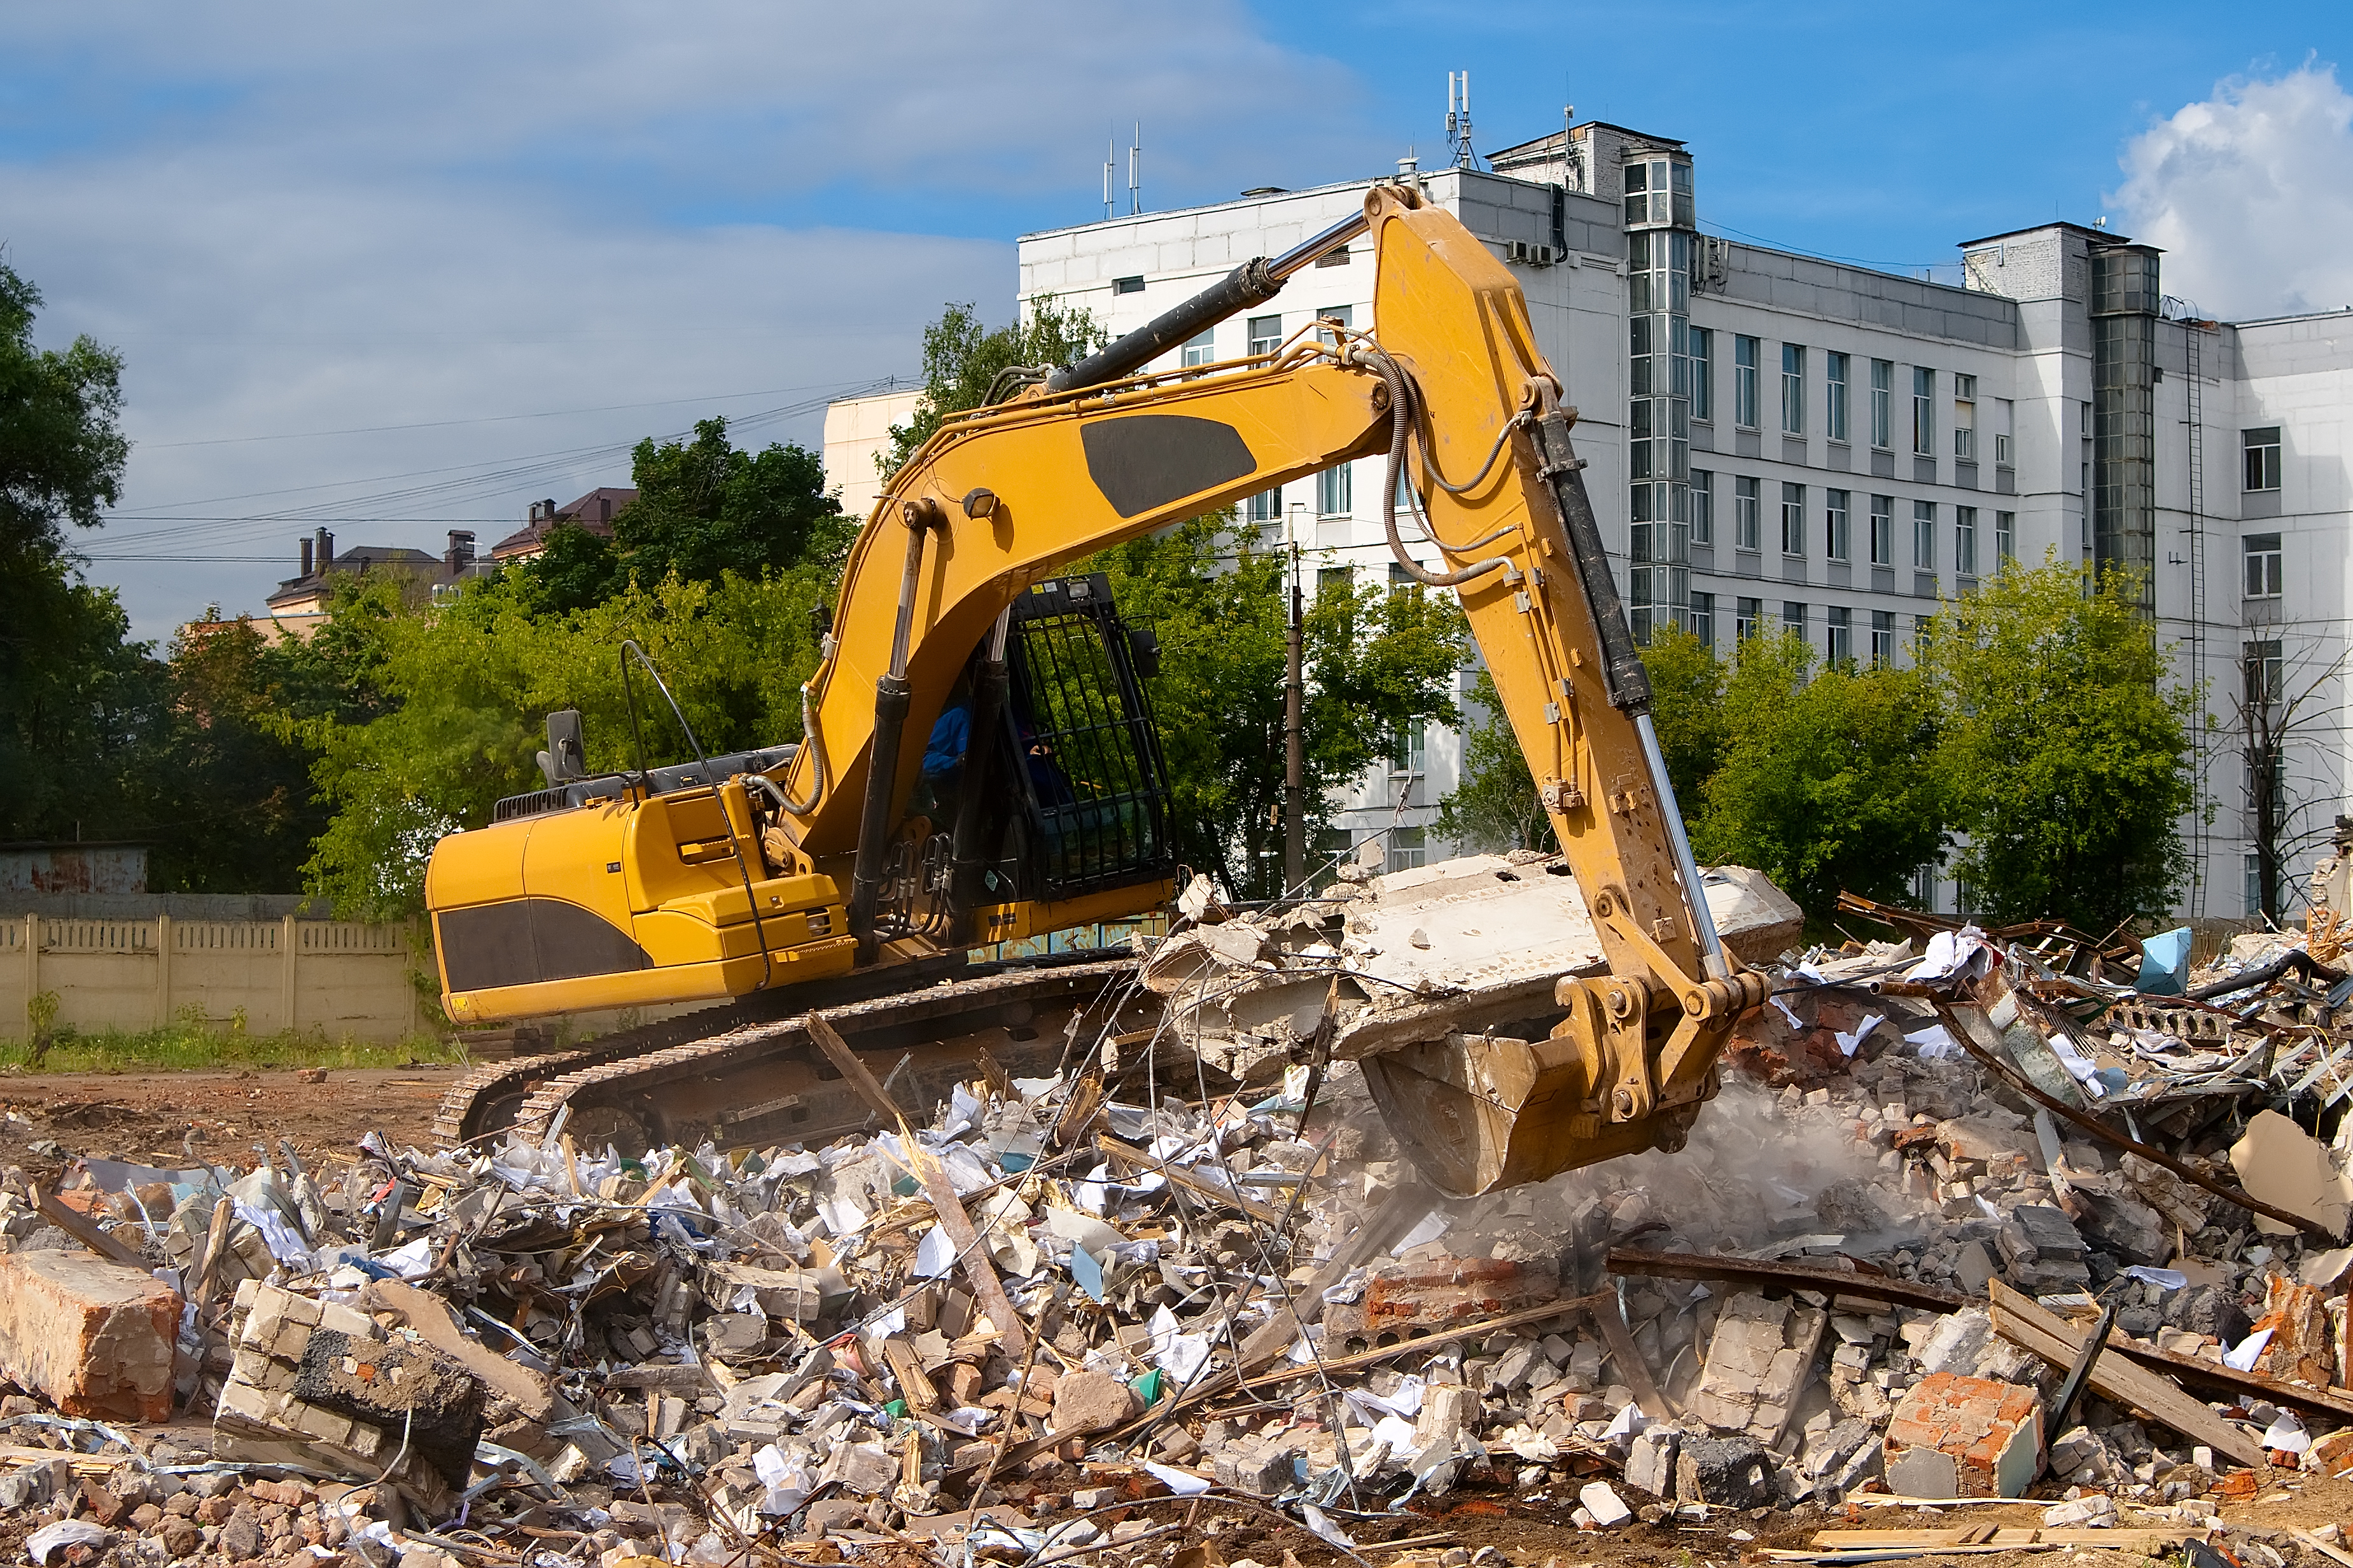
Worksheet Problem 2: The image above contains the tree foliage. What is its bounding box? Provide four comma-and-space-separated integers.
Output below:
524, 418, 849, 613
1692, 631, 1947, 917
1081, 518, 1467, 897
881, 298, 1107, 475
0, 260, 153, 846
1920, 557, 2194, 932
298, 567, 830, 919
1432, 669, 1554, 855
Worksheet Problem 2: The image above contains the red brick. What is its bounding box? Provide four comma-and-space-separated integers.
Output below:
1882, 1371, 2042, 1498
0, 1250, 181, 1422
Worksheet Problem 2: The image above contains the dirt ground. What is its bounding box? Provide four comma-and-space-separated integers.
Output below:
0, 1062, 458, 1181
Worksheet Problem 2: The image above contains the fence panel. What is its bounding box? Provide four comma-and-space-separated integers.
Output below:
1, 914, 427, 1044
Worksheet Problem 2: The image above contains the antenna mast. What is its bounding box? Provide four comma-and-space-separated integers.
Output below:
1129, 122, 1141, 215
1103, 134, 1114, 220
1446, 71, 1477, 170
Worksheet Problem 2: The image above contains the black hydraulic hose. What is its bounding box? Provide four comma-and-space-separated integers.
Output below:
1045, 211, 1368, 394
846, 505, 942, 959
2185, 946, 2346, 1002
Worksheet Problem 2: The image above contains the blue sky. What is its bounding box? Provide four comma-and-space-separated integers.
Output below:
1, 1, 2346, 640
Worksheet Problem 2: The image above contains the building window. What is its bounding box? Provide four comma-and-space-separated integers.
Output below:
1995, 510, 2016, 562
1388, 826, 1426, 874
1782, 600, 1806, 638
1780, 483, 1806, 556
1246, 314, 1283, 357
1690, 327, 1714, 421
1735, 596, 1761, 642
1735, 476, 1761, 550
1114, 275, 1145, 295
1318, 565, 1353, 602
2244, 426, 2282, 492
1690, 469, 1714, 545
1952, 372, 1977, 461
1994, 398, 2014, 466
1870, 609, 1895, 665
1913, 500, 1936, 568
1869, 495, 1894, 567
2245, 639, 2284, 705
1826, 352, 1849, 443
1955, 506, 1978, 576
1912, 368, 1935, 456
1316, 462, 1352, 517
1825, 489, 1851, 562
1827, 606, 1852, 665
1870, 359, 1894, 449
1780, 343, 1805, 435
2246, 853, 2264, 917
1181, 329, 1214, 368
1390, 719, 1426, 775
1734, 335, 1760, 429
1247, 488, 1282, 524
1690, 590, 1715, 646
2244, 533, 2283, 599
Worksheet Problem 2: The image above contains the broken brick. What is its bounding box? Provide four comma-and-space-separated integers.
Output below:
0, 1249, 180, 1422
1882, 1371, 2042, 1499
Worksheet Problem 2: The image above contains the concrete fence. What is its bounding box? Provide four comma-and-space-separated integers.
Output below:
1, 915, 429, 1044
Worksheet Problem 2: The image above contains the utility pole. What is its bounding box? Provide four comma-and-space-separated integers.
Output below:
1284, 502, 1306, 894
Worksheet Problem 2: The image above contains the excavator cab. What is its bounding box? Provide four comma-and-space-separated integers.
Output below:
884, 572, 1175, 946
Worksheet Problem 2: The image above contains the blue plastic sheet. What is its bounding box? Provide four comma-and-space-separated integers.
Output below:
2138, 926, 2192, 995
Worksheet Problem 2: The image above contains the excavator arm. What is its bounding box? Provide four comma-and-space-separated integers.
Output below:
762, 182, 1770, 1194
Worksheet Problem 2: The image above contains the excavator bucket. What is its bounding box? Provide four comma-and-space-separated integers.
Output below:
1360, 1018, 1706, 1198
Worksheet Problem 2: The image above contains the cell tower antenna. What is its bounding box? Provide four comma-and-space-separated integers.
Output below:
1446, 71, 1477, 170
1103, 134, 1114, 221
1130, 121, 1141, 215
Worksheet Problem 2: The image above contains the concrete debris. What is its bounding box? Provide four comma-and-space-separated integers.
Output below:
2, 865, 2353, 1565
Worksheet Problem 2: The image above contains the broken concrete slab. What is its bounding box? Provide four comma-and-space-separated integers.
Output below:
2230, 1109, 2353, 1240
1882, 1372, 2043, 1499
1685, 1289, 1826, 1446
0, 1249, 179, 1421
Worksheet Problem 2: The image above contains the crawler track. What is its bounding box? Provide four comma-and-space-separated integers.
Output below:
431, 952, 1149, 1155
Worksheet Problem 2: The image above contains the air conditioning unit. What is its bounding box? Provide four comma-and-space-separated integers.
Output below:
1504, 240, 1560, 268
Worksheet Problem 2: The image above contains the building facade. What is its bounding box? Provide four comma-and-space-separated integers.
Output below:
839, 121, 2351, 916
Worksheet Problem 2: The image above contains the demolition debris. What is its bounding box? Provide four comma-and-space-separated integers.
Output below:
0, 853, 2351, 1568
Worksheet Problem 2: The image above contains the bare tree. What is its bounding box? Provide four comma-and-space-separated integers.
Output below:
2237, 635, 2350, 922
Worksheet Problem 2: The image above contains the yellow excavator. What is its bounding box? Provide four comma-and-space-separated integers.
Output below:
422, 183, 1768, 1195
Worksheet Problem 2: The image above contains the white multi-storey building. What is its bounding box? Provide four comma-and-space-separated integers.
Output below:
830, 120, 2353, 917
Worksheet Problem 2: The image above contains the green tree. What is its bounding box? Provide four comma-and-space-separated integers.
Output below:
1922, 557, 2194, 932
300, 567, 830, 919
0, 260, 158, 845
881, 298, 1107, 474
139, 618, 333, 892
1432, 669, 1554, 854
1693, 630, 1946, 917
1082, 518, 1468, 897
524, 418, 849, 613
1640, 625, 1729, 818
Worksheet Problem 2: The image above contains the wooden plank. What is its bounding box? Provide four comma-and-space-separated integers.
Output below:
1096, 1134, 1289, 1228
880, 1336, 941, 1412
1607, 1247, 1965, 1314
1590, 1288, 1672, 1420
2110, 1335, 2353, 1426
808, 1011, 1028, 1361
1988, 1280, 2267, 1469
34, 1184, 146, 1267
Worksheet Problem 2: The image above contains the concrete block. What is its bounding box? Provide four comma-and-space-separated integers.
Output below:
1882, 1372, 2042, 1498
1675, 1433, 1773, 1508
0, 1249, 181, 1421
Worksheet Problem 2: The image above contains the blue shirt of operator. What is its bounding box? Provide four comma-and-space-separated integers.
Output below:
922, 703, 972, 781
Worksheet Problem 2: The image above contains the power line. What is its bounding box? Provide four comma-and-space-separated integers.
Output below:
139, 376, 897, 449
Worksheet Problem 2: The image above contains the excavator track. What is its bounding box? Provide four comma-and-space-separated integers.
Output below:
433, 953, 1150, 1155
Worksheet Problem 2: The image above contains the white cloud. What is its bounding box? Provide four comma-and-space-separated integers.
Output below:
2113, 62, 2353, 321
0, 4, 1373, 641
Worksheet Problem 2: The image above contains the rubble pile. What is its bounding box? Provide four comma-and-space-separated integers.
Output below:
0, 857, 2349, 1567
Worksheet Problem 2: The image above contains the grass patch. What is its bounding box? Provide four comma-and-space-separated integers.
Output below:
0, 1022, 464, 1074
